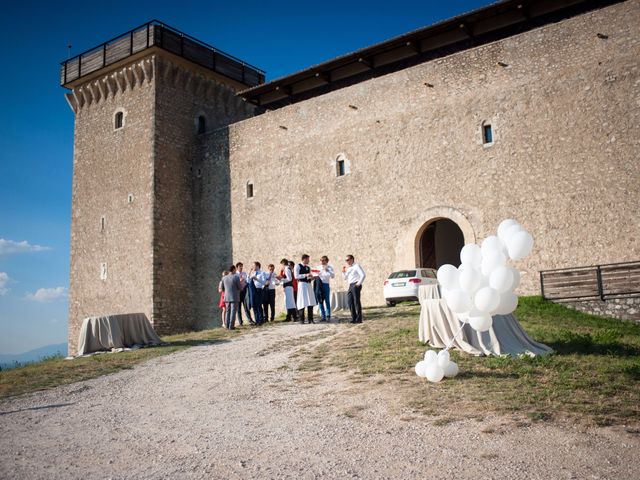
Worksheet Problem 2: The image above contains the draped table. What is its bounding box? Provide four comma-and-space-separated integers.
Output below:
331, 290, 348, 312
418, 285, 552, 356
76, 313, 162, 356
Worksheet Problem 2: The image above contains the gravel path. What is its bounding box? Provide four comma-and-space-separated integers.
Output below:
1, 322, 639, 480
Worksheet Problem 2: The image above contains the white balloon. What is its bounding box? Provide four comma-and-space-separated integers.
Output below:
481, 249, 507, 276
510, 268, 521, 290
424, 350, 438, 364
437, 349, 450, 368
507, 231, 534, 260
460, 244, 482, 267
443, 361, 459, 378
425, 362, 445, 382
437, 264, 460, 289
415, 360, 427, 377
481, 235, 505, 255
494, 292, 519, 315
497, 219, 519, 241
503, 224, 524, 245
489, 266, 515, 293
474, 287, 500, 313
444, 289, 472, 314
469, 314, 493, 332
459, 267, 482, 295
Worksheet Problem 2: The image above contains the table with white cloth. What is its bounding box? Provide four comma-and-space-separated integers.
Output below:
76, 313, 162, 356
418, 285, 552, 356
331, 290, 348, 312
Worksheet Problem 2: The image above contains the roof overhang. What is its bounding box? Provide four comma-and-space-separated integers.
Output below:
238, 0, 622, 109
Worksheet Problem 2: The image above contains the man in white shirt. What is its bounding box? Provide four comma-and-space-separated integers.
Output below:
342, 254, 366, 323
316, 255, 335, 322
263, 263, 279, 322
249, 261, 270, 325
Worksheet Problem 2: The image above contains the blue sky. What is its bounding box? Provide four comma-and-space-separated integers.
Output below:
0, 0, 490, 355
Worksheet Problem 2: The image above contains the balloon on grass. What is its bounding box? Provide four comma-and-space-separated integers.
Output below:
425, 362, 445, 382
443, 361, 459, 378
437, 349, 450, 368
424, 349, 438, 363
415, 360, 427, 377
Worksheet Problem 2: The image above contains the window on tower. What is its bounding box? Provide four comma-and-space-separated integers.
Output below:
197, 115, 206, 134
114, 111, 124, 129
482, 123, 493, 144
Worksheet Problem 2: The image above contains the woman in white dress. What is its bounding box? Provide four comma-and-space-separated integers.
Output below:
294, 254, 317, 323
278, 258, 297, 321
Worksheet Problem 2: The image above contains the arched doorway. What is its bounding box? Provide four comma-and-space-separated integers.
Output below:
418, 218, 465, 269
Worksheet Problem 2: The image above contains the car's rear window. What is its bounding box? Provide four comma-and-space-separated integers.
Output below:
389, 270, 416, 279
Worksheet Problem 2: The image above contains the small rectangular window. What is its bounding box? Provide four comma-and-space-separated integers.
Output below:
337, 160, 345, 177
246, 183, 254, 198
100, 216, 105, 231
100, 262, 108, 281
483, 124, 493, 144
115, 111, 124, 129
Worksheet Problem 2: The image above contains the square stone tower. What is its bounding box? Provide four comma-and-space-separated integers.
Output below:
62, 21, 262, 352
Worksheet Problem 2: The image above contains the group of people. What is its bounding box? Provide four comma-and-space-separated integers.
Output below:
218, 254, 366, 330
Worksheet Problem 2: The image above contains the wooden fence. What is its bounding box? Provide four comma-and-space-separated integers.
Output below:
540, 261, 640, 301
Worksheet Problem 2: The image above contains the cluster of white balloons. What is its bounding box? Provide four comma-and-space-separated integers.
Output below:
436, 219, 534, 333
415, 349, 459, 382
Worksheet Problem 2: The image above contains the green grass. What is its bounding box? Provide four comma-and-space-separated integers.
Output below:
299, 297, 640, 426
0, 325, 253, 400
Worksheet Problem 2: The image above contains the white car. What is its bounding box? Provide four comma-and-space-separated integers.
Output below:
383, 268, 438, 306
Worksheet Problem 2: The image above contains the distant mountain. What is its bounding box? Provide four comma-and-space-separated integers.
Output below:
0, 343, 68, 370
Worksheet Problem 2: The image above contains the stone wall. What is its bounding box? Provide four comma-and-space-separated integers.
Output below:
151, 53, 256, 332
68, 51, 257, 348
67, 58, 156, 353
212, 0, 640, 310
558, 297, 640, 323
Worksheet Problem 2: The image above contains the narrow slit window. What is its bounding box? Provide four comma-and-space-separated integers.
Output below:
482, 124, 493, 144
114, 111, 124, 129
336, 159, 346, 177
246, 182, 254, 198
197, 115, 206, 134
100, 216, 105, 231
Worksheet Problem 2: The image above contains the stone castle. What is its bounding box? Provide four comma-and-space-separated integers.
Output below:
62, 0, 639, 351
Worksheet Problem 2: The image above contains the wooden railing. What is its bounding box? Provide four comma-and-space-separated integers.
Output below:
60, 20, 265, 88
540, 261, 640, 301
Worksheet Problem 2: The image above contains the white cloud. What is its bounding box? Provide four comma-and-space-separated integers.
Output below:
25, 287, 68, 302
0, 238, 51, 255
0, 272, 9, 295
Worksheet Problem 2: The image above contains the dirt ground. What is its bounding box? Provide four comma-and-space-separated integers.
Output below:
1, 321, 639, 479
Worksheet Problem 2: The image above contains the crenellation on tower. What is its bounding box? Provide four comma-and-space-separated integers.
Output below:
65, 30, 260, 350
